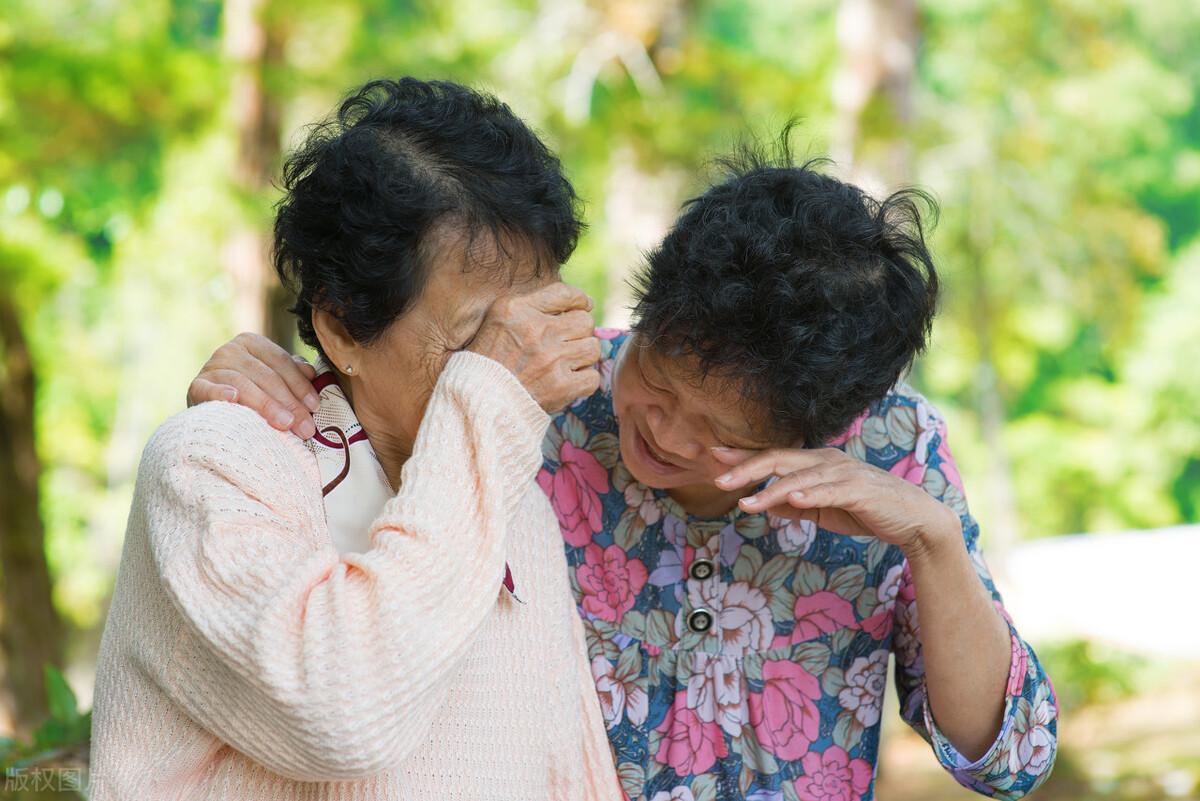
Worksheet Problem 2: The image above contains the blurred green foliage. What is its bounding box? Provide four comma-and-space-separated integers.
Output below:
0, 0, 1196, 639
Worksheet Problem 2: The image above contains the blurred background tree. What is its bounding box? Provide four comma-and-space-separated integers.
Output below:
1, 0, 1197, 797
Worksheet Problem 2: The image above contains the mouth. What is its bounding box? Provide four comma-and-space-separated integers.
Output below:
634, 424, 685, 476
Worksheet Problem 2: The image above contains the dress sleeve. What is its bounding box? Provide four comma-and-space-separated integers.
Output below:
890, 406, 1059, 800
139, 351, 548, 781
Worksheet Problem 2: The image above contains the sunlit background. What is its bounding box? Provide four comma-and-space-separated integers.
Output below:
1, 0, 1198, 798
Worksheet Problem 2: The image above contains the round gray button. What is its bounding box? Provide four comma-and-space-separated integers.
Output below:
687, 608, 714, 633
689, 558, 715, 581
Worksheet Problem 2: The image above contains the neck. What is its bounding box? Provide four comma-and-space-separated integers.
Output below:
666, 481, 744, 518
338, 377, 412, 493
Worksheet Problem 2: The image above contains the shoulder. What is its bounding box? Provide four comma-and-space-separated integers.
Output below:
834, 380, 949, 469
141, 401, 319, 496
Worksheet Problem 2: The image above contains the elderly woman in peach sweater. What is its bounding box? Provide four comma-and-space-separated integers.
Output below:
89, 79, 621, 800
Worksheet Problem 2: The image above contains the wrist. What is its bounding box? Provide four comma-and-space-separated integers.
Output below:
900, 503, 963, 564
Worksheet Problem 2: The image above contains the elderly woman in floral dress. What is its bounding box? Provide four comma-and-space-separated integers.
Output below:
190, 142, 1057, 801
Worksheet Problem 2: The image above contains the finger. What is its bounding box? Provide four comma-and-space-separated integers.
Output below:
292, 354, 318, 380
710, 447, 758, 466
187, 377, 238, 407
565, 364, 601, 402
738, 466, 830, 512
553, 309, 597, 340
204, 368, 316, 438
235, 354, 319, 430
762, 504, 819, 524
714, 448, 816, 491
236, 335, 321, 413
529, 282, 593, 314
562, 336, 602, 369
785, 483, 847, 509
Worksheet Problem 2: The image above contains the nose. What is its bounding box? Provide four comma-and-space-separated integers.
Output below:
645, 406, 703, 462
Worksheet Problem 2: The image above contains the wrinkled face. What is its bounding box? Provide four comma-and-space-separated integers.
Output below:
347, 230, 550, 458
611, 333, 778, 492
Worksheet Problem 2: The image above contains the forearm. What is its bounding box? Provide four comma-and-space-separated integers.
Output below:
902, 511, 1012, 762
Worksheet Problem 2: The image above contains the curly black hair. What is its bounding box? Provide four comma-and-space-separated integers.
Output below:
630, 132, 940, 448
273, 78, 583, 359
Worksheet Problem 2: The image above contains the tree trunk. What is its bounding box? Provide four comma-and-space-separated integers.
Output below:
831, 0, 918, 191
223, 0, 294, 347
0, 293, 63, 732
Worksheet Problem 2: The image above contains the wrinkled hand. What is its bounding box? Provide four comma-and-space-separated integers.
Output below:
712, 446, 960, 554
467, 282, 601, 413
186, 333, 319, 439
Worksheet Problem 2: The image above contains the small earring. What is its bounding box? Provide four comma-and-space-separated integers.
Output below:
344, 364, 354, 374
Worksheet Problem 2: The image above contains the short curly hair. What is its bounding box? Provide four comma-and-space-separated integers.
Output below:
630, 134, 940, 448
273, 78, 583, 359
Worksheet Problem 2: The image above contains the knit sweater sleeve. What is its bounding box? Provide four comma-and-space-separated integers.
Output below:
138, 351, 548, 781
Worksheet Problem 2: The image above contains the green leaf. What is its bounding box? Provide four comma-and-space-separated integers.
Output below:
794, 642, 831, 675
861, 415, 890, 450
885, 405, 918, 450
754, 553, 795, 592
613, 507, 645, 551
737, 724, 779, 774
644, 608, 676, 647
793, 561, 827, 595
735, 514, 769, 540
562, 412, 588, 448
832, 709, 865, 751
614, 643, 642, 683
44, 665, 78, 722
828, 564, 867, 601
589, 431, 621, 469
691, 772, 719, 801
541, 423, 564, 464
767, 585, 796, 622
782, 778, 802, 801
620, 609, 646, 640
617, 761, 645, 800
866, 538, 891, 572
821, 665, 847, 697
855, 586, 879, 619
732, 546, 763, 582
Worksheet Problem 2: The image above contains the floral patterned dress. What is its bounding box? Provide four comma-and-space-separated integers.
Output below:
537, 330, 1058, 801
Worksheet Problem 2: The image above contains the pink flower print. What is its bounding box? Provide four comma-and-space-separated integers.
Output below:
889, 452, 926, 486
650, 787, 695, 801
934, 438, 965, 492
577, 544, 648, 624
838, 649, 889, 726
594, 327, 624, 340
827, 410, 868, 447
790, 591, 858, 643
1006, 637, 1029, 698
876, 564, 904, 610
688, 580, 774, 656
592, 656, 649, 729
1009, 695, 1055, 776
539, 440, 609, 547
686, 653, 747, 737
771, 513, 817, 556
794, 746, 873, 801
624, 482, 663, 525
655, 689, 729, 776
747, 659, 821, 760
913, 399, 938, 465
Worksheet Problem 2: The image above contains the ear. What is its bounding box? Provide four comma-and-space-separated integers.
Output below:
312, 308, 361, 375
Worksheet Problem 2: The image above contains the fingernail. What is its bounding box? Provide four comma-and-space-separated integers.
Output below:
274, 410, 294, 428
741, 495, 759, 509
297, 418, 316, 439
222, 388, 238, 402
716, 473, 732, 486
304, 393, 320, 412
789, 491, 805, 501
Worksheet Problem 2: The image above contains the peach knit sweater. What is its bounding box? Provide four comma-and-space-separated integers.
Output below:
89, 352, 621, 801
